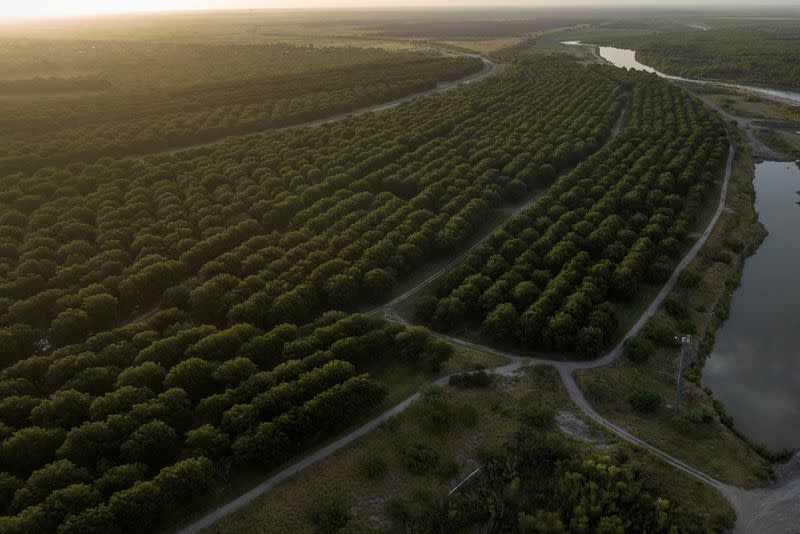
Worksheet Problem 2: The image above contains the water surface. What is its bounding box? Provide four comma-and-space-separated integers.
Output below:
701, 162, 800, 450
562, 41, 800, 105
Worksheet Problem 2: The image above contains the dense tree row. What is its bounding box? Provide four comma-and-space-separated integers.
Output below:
0, 310, 451, 532
0, 41, 482, 173
421, 70, 727, 355
0, 59, 624, 366
0, 59, 626, 531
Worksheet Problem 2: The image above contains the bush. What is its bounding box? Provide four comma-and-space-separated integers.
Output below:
641, 319, 673, 346
676, 269, 702, 289
358, 453, 388, 481
628, 389, 661, 414
400, 443, 440, 475
448, 371, 491, 389
714, 250, 733, 264
663, 296, 690, 319
412, 296, 438, 324
413, 386, 453, 434
623, 335, 655, 363
306, 494, 352, 534
518, 402, 555, 430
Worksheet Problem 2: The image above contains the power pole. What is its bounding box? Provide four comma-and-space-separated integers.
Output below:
674, 335, 691, 414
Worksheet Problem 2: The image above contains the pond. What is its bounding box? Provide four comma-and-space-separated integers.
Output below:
701, 161, 800, 450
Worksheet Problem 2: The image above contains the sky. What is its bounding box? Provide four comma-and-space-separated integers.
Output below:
1, 0, 797, 19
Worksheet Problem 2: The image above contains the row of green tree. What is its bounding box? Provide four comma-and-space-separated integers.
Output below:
419, 71, 727, 356
0, 42, 482, 173
0, 60, 624, 366
0, 311, 448, 532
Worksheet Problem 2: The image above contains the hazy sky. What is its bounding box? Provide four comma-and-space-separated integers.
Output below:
3, 0, 798, 19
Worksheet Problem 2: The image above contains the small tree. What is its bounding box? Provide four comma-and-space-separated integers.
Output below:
306, 493, 352, 534
623, 335, 655, 363
628, 389, 661, 414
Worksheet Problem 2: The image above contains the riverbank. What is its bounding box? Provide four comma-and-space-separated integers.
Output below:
700, 160, 800, 452
573, 126, 773, 487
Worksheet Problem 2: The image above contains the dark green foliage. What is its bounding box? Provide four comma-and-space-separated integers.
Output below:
664, 296, 690, 319
358, 453, 389, 481
0, 43, 482, 173
412, 386, 454, 434
185, 424, 230, 459
629, 389, 662, 414
119, 421, 179, 467
641, 318, 675, 346
448, 371, 491, 389
677, 268, 702, 289
400, 442, 441, 475
430, 71, 726, 354
624, 335, 656, 363
519, 402, 556, 430
306, 493, 353, 534
388, 427, 709, 533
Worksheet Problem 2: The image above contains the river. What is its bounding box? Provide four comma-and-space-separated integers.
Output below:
563, 39, 800, 450
702, 162, 800, 450
562, 41, 800, 106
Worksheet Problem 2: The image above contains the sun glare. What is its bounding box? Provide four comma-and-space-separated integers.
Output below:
0, 0, 224, 19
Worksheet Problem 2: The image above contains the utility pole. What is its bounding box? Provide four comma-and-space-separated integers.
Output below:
674, 335, 691, 414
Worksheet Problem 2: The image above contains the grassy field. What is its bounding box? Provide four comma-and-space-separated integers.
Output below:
700, 89, 800, 123
575, 129, 772, 488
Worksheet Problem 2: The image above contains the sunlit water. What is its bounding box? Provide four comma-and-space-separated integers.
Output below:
562, 41, 800, 105
701, 162, 800, 450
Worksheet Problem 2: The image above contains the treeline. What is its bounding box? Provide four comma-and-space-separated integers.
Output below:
0, 42, 482, 173
0, 310, 451, 533
0, 77, 111, 95
0, 60, 624, 366
417, 68, 727, 356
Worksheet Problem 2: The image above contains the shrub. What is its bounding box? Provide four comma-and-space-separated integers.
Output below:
448, 371, 491, 389
518, 402, 555, 430
628, 389, 661, 414
714, 250, 733, 264
623, 335, 655, 363
413, 386, 453, 434
676, 269, 702, 289
663, 296, 689, 319
641, 319, 673, 346
306, 494, 352, 534
359, 453, 388, 481
412, 296, 438, 324
400, 443, 440, 475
